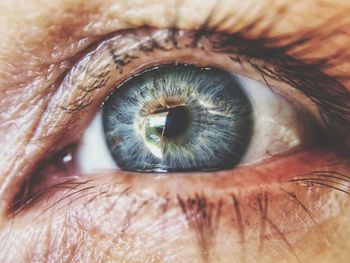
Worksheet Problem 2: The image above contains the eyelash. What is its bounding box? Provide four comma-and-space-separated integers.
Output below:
61, 25, 350, 147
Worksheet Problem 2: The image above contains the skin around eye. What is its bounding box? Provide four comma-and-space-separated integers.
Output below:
3, 28, 348, 263
1, 1, 350, 263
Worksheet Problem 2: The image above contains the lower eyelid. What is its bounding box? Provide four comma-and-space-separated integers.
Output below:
5, 149, 349, 262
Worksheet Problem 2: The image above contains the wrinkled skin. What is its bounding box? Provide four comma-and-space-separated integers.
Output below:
0, 1, 350, 262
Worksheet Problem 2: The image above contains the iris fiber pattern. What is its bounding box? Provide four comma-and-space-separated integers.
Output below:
103, 64, 253, 172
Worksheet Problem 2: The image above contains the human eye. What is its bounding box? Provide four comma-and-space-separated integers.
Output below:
1, 1, 350, 263
77, 63, 312, 173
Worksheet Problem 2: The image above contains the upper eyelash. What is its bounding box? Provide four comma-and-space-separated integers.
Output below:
63, 24, 350, 143
44, 2, 349, 128
217, 36, 350, 139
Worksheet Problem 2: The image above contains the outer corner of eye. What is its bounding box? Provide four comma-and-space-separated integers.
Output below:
76, 111, 118, 174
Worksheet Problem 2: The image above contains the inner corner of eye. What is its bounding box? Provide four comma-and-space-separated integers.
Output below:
72, 63, 316, 175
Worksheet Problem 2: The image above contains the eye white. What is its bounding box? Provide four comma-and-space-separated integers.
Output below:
76, 111, 117, 174
237, 74, 303, 165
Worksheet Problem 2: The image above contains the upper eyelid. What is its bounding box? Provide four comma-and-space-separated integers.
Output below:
59, 26, 350, 126
7, 24, 348, 143
1, 8, 350, 134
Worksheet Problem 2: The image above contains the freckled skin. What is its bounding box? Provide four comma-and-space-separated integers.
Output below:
0, 0, 350, 263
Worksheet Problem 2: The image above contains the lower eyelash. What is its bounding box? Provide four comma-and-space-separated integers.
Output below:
290, 171, 350, 195
9, 167, 347, 262
177, 194, 223, 261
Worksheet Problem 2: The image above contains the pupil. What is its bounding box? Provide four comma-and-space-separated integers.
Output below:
163, 106, 189, 138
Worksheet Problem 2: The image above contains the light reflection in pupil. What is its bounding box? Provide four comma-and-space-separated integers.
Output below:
141, 104, 190, 159
164, 106, 189, 137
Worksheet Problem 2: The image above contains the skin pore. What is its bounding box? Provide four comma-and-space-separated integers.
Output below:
1, 0, 350, 262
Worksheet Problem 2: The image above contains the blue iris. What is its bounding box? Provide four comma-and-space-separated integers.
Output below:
103, 64, 253, 172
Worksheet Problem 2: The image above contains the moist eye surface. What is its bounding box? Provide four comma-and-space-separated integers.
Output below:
103, 64, 253, 172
